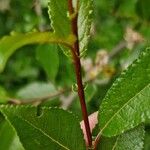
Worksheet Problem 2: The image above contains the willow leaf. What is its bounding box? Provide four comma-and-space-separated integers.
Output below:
48, 0, 71, 38
78, 0, 93, 55
98, 48, 150, 137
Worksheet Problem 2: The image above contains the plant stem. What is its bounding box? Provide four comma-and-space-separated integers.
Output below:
68, 0, 92, 147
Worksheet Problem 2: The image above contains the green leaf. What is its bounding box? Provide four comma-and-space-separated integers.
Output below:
98, 48, 150, 137
0, 120, 24, 150
48, 0, 93, 56
114, 126, 145, 150
78, 0, 93, 54
48, 0, 71, 38
0, 105, 85, 150
16, 82, 56, 101
48, 0, 73, 57
36, 44, 59, 82
0, 32, 74, 72
99, 126, 145, 150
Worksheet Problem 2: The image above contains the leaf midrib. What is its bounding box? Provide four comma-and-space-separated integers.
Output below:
13, 114, 70, 150
100, 83, 150, 135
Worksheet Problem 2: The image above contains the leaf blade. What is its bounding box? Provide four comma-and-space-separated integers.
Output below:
48, 0, 71, 38
99, 126, 145, 150
98, 48, 150, 136
78, 0, 93, 54
0, 105, 85, 150
0, 32, 73, 72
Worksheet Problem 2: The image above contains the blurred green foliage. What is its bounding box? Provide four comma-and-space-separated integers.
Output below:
0, 0, 149, 149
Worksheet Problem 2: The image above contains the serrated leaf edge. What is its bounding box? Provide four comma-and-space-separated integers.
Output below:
0, 105, 85, 150
98, 48, 150, 137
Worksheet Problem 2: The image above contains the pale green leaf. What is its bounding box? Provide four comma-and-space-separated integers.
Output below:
99, 126, 145, 150
78, 0, 93, 54
98, 48, 150, 136
0, 32, 74, 72
0, 105, 86, 150
16, 82, 56, 101
36, 44, 59, 81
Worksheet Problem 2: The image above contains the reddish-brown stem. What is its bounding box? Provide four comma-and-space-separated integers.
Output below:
68, 0, 92, 147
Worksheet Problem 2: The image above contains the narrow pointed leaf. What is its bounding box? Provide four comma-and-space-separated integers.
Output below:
48, 0, 71, 38
48, 0, 73, 57
98, 48, 150, 136
78, 0, 93, 54
0, 32, 73, 72
0, 105, 85, 150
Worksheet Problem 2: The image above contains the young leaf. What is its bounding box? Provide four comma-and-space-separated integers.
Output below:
48, 0, 93, 56
48, 0, 73, 57
0, 105, 86, 150
99, 126, 145, 150
0, 32, 74, 72
48, 0, 71, 38
36, 44, 59, 82
78, 0, 93, 55
98, 48, 150, 136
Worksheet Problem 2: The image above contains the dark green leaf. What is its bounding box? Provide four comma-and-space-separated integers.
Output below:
136, 0, 150, 20
144, 126, 150, 150
0, 105, 86, 150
